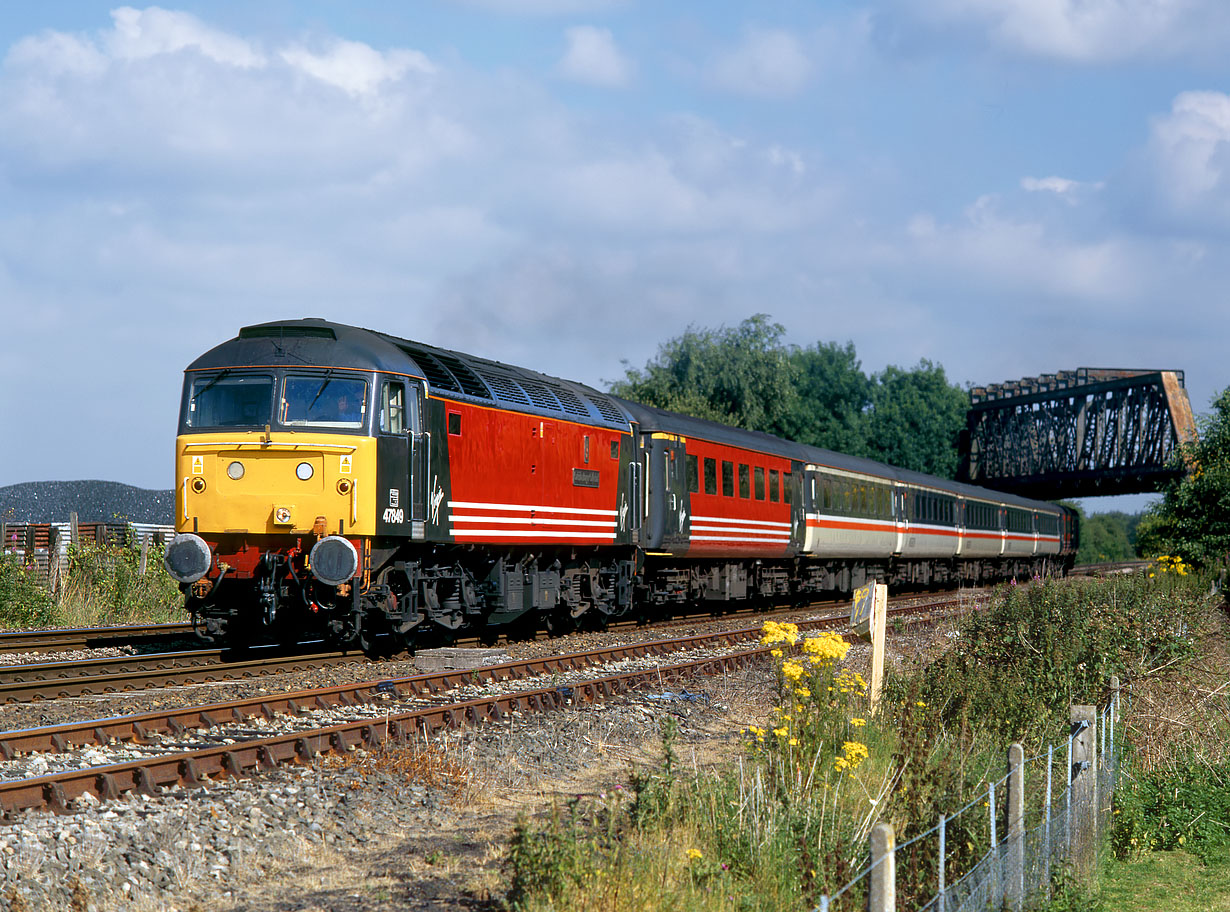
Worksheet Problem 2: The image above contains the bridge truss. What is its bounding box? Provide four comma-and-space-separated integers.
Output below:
959, 368, 1198, 499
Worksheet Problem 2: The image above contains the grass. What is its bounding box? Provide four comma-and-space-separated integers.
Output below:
503, 570, 1223, 911
1098, 851, 1230, 912
0, 538, 187, 629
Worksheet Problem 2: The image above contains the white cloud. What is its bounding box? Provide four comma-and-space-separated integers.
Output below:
907, 0, 1230, 64
556, 26, 632, 87
708, 28, 811, 98
448, 0, 624, 14
107, 6, 264, 67
1021, 176, 1079, 194
1147, 91, 1230, 214
280, 39, 435, 97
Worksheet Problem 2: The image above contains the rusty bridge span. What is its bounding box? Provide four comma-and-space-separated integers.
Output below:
958, 368, 1197, 499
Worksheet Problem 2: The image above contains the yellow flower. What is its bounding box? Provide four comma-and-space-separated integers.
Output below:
761, 621, 800, 646
687, 849, 703, 861
915, 701, 927, 708
850, 718, 866, 727
801, 631, 850, 667
788, 738, 799, 746
770, 648, 784, 658
795, 687, 811, 698
773, 727, 788, 738
781, 660, 806, 684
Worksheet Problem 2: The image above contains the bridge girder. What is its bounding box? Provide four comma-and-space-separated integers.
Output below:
959, 368, 1197, 499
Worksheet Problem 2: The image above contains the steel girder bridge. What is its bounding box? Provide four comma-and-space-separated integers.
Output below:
958, 368, 1198, 499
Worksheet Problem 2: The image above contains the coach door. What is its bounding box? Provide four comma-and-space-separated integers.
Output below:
660, 437, 690, 549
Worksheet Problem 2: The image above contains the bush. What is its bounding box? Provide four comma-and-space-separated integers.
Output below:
58, 539, 184, 626
0, 552, 54, 628
1112, 757, 1230, 863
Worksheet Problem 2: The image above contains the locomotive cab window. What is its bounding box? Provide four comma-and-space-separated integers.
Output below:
186, 373, 273, 428
704, 457, 717, 495
282, 376, 366, 430
379, 382, 405, 434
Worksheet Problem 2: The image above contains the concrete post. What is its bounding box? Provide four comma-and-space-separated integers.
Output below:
1070, 704, 1096, 873
1006, 743, 1025, 911
869, 822, 895, 912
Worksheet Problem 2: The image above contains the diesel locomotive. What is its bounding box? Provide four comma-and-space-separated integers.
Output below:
164, 319, 1078, 649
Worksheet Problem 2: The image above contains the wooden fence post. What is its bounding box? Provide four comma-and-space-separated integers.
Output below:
869, 822, 895, 912
1070, 704, 1096, 873
1006, 742, 1025, 911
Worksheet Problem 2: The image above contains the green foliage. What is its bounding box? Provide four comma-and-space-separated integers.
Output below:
1111, 758, 1230, 863
1072, 507, 1144, 565
0, 552, 54, 628
864, 360, 969, 477
912, 574, 1211, 743
1136, 388, 1230, 567
59, 539, 183, 625
609, 314, 800, 433
611, 314, 971, 477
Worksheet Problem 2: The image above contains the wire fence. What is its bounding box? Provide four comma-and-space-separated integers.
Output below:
812, 681, 1122, 912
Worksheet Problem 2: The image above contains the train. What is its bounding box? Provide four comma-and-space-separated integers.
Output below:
164, 319, 1078, 650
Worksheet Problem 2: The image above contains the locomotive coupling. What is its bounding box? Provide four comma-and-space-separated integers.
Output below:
309, 535, 359, 586
164, 533, 213, 584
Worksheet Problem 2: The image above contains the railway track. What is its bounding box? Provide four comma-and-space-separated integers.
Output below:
0, 622, 197, 654
0, 595, 959, 815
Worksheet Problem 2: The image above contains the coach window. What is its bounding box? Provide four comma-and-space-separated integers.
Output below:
448, 411, 462, 436
783, 472, 792, 504
738, 464, 750, 498
379, 382, 405, 434
770, 470, 780, 502
754, 466, 765, 500
704, 457, 717, 495
687, 454, 699, 493
722, 461, 734, 497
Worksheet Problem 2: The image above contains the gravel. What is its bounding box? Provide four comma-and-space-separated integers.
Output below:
0, 481, 174, 525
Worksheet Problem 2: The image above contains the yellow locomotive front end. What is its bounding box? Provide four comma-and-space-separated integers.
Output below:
165, 362, 382, 643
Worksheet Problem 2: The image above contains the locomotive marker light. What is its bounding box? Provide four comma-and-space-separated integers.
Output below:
296, 462, 314, 481
309, 536, 359, 586
851, 581, 887, 712
164, 533, 212, 584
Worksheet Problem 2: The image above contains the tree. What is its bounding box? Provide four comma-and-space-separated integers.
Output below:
1071, 509, 1140, 565
1135, 388, 1230, 566
609, 315, 801, 433
863, 361, 969, 478
779, 341, 872, 455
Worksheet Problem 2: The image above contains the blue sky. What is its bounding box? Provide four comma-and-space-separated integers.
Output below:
2, 2, 1227, 515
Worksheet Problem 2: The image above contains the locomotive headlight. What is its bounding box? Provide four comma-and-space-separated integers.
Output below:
296, 462, 314, 481
337, 478, 352, 495
190, 477, 207, 494
227, 461, 245, 480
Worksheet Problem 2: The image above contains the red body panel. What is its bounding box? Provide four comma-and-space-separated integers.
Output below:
441, 398, 626, 546
683, 437, 793, 557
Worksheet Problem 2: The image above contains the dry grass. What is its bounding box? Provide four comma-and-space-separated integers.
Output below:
1121, 602, 1230, 772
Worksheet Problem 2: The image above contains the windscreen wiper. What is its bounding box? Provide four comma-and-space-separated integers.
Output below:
191, 369, 231, 402
308, 372, 334, 411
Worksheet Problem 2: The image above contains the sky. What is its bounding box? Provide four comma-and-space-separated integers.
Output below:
1, 2, 1227, 515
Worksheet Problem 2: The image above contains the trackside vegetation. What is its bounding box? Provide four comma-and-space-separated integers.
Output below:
0, 539, 185, 629
505, 569, 1219, 911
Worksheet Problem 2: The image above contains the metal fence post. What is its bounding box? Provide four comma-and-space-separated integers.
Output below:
938, 813, 946, 912
989, 781, 1000, 906
1044, 742, 1053, 897
1006, 743, 1025, 911
870, 823, 895, 912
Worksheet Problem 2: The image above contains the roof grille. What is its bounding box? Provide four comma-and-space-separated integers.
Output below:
587, 394, 626, 425
520, 379, 562, 411
397, 345, 461, 394
550, 385, 591, 418
239, 325, 335, 340
435, 352, 491, 399
478, 370, 530, 405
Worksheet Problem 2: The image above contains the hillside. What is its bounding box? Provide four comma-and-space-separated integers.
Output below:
0, 481, 174, 525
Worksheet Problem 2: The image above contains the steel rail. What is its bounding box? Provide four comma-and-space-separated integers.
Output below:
0, 622, 197, 654
0, 650, 366, 703
0, 648, 767, 817
0, 597, 958, 759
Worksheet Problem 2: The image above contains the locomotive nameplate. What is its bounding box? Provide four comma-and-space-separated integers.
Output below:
572, 469, 600, 488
